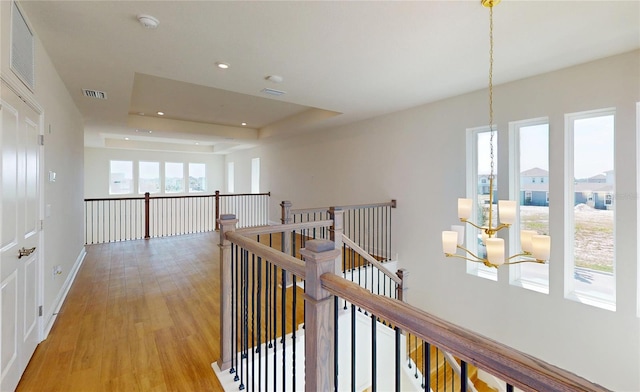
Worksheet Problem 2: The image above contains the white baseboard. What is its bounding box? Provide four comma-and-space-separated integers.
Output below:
42, 247, 87, 339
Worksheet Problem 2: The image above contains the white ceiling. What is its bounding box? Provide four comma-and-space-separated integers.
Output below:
19, 0, 640, 154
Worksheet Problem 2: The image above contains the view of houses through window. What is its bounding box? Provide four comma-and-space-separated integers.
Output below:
109, 160, 207, 195
511, 120, 550, 292
567, 110, 615, 306
467, 110, 616, 308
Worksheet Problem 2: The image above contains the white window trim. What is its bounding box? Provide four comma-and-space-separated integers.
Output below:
508, 117, 550, 294
564, 107, 616, 311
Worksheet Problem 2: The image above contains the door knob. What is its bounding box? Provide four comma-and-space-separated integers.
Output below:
18, 247, 36, 259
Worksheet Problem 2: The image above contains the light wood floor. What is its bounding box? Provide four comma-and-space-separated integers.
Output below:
17, 233, 225, 391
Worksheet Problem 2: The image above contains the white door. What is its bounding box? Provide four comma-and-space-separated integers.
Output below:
1, 82, 42, 391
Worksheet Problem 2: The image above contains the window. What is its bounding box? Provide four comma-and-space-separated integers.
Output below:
109, 160, 133, 195
227, 162, 235, 193
509, 119, 549, 293
189, 163, 206, 192
466, 127, 497, 281
165, 162, 184, 193
251, 158, 260, 194
139, 161, 160, 194
565, 109, 615, 310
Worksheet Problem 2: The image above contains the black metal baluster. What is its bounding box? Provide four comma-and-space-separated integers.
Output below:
231, 244, 238, 380
257, 253, 262, 392
239, 248, 246, 390
281, 268, 286, 392
251, 252, 256, 392
461, 361, 468, 392
265, 259, 270, 390
506, 384, 514, 392
292, 275, 297, 392
273, 265, 277, 391
334, 296, 339, 392
424, 342, 430, 390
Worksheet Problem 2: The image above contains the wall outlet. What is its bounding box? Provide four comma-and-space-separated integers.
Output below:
52, 265, 62, 278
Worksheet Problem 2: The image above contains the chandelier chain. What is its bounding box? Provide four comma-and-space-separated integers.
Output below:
489, 5, 494, 180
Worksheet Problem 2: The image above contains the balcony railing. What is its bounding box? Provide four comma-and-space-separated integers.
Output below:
84, 191, 270, 244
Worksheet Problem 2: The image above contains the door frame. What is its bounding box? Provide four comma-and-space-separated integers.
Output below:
1, 72, 45, 342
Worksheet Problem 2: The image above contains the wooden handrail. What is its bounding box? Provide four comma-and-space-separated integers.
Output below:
341, 234, 401, 285
320, 273, 609, 392
236, 220, 334, 237
333, 199, 396, 210
84, 196, 145, 202
290, 200, 396, 215
226, 231, 306, 279
218, 192, 271, 198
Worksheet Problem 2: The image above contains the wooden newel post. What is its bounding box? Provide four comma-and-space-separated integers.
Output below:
144, 192, 150, 239
216, 214, 238, 371
329, 207, 344, 272
300, 240, 340, 392
215, 190, 221, 231
396, 268, 408, 302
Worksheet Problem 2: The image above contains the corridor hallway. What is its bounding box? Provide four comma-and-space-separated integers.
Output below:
17, 233, 224, 391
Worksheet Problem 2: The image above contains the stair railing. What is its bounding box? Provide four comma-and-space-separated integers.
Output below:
215, 212, 608, 392
284, 199, 397, 262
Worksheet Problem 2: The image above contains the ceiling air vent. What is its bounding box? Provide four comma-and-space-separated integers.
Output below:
261, 88, 286, 97
82, 89, 108, 99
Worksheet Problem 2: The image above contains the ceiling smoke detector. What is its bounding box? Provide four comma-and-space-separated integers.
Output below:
137, 14, 159, 29
265, 75, 284, 83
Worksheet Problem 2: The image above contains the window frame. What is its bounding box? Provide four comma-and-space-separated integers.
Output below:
508, 117, 550, 294
466, 126, 498, 281
564, 107, 616, 311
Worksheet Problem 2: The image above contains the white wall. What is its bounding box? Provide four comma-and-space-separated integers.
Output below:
225, 50, 640, 390
1, 2, 85, 333
84, 147, 225, 198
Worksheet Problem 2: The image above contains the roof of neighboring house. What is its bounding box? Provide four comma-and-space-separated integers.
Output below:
521, 167, 549, 177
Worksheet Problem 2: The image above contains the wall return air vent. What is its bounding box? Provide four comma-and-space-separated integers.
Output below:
82, 89, 108, 99
261, 88, 286, 97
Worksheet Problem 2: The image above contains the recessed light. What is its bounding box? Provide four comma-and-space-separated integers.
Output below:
125, 137, 130, 141
148, 130, 152, 134
157, 111, 164, 116
138, 112, 145, 116
241, 122, 247, 126
195, 142, 199, 145
216, 62, 230, 70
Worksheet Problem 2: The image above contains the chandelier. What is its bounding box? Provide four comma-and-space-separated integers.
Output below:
441, 0, 551, 268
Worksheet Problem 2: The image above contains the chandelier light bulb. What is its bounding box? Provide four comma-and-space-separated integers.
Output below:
442, 231, 459, 254
485, 238, 505, 266
458, 198, 473, 220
